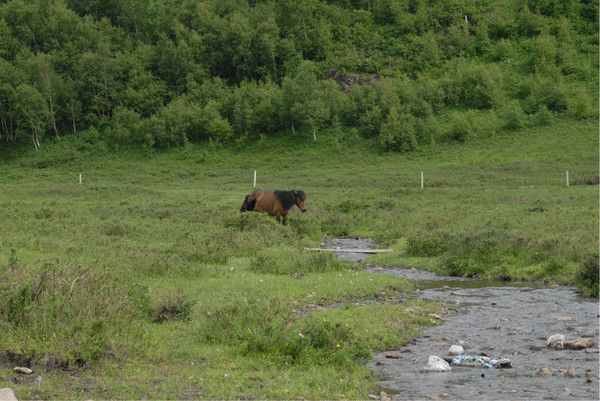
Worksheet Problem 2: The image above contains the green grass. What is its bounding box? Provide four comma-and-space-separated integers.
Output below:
0, 118, 598, 399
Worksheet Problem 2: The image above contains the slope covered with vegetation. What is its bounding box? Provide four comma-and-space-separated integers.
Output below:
0, 0, 597, 151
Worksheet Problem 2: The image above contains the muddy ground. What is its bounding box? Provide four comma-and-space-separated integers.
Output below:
324, 238, 600, 401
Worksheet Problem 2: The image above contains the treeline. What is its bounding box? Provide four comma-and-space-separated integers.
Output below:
0, 0, 597, 151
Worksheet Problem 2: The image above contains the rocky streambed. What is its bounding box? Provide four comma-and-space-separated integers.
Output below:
323, 237, 600, 401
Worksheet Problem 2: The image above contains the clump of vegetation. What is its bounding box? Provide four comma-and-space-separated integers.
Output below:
407, 230, 451, 257
152, 293, 195, 323
0, 256, 149, 367
577, 253, 599, 297
202, 298, 369, 366
440, 230, 541, 278
250, 246, 354, 275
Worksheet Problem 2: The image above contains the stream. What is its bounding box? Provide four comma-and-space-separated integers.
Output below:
323, 237, 599, 401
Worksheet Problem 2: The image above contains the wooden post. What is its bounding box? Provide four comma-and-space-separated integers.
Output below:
312, 128, 317, 142
565, 170, 569, 187
420, 171, 424, 189
79, 173, 82, 185
253, 170, 257, 188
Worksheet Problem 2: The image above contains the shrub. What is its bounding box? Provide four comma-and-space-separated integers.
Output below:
530, 105, 554, 126
577, 253, 599, 297
378, 109, 417, 152
497, 101, 527, 130
152, 294, 195, 323
407, 230, 450, 257
445, 112, 475, 142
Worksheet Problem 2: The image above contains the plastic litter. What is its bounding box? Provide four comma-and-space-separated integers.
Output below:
450, 354, 513, 369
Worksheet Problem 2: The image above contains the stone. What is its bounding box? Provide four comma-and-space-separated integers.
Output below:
561, 368, 577, 378
584, 348, 599, 354
13, 367, 33, 375
368, 394, 378, 400
546, 334, 565, 350
380, 391, 392, 401
448, 345, 464, 356
564, 338, 595, 350
423, 355, 451, 372
0, 388, 18, 401
536, 368, 551, 377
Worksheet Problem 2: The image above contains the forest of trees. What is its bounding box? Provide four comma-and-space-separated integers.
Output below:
0, 0, 597, 152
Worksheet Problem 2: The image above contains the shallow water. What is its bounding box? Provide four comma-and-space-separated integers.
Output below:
324, 238, 600, 401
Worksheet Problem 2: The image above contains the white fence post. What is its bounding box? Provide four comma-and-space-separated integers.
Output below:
253, 170, 257, 188
420, 171, 424, 189
565, 170, 569, 187
79, 173, 82, 185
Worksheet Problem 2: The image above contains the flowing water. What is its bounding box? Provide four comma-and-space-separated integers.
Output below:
323, 237, 600, 401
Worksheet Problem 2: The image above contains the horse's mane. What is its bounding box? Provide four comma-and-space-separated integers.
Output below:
274, 190, 296, 209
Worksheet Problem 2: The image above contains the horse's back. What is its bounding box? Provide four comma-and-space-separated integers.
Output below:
253, 191, 278, 213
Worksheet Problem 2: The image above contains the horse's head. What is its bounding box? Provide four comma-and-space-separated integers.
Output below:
293, 190, 308, 213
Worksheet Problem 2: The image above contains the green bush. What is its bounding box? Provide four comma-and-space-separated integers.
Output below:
445, 112, 475, 142
497, 100, 527, 130
407, 230, 450, 257
378, 109, 417, 152
577, 253, 599, 297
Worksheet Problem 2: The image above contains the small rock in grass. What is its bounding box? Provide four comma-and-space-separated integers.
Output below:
380, 391, 392, 401
368, 394, 378, 400
561, 368, 577, 378
13, 367, 33, 375
448, 345, 464, 356
547, 334, 565, 350
564, 338, 595, 350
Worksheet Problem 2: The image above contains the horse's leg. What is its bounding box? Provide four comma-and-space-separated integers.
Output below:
282, 213, 288, 225
276, 215, 281, 224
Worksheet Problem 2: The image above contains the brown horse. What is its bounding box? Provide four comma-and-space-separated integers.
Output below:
240, 189, 308, 224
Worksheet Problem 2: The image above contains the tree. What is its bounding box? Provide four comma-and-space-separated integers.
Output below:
12, 84, 49, 150
20, 52, 63, 138
0, 59, 25, 142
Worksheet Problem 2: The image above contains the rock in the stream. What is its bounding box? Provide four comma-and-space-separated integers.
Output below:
547, 334, 565, 350
584, 348, 599, 354
13, 367, 33, 375
536, 368, 551, 377
564, 337, 595, 350
423, 355, 451, 372
380, 391, 392, 401
561, 368, 577, 378
0, 388, 18, 401
448, 345, 464, 356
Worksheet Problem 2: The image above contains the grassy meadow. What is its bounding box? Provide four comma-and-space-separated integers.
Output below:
0, 118, 598, 399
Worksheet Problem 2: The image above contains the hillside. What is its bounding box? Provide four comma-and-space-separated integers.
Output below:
0, 0, 598, 152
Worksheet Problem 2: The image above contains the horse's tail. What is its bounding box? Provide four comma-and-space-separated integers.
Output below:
240, 194, 257, 212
